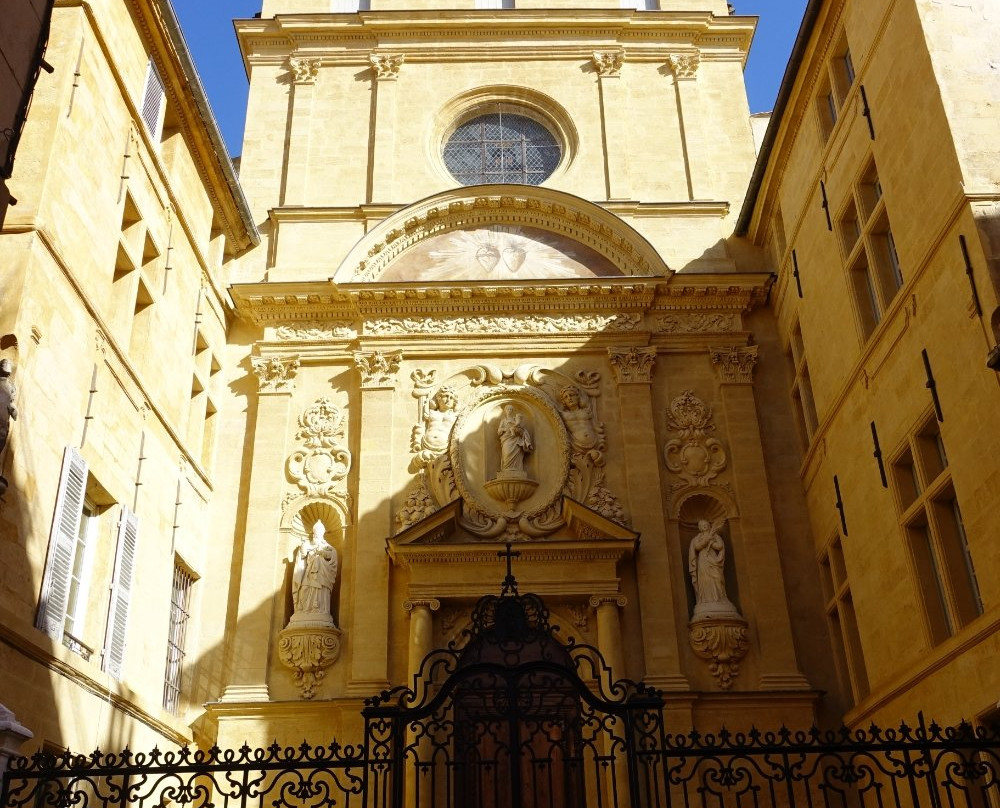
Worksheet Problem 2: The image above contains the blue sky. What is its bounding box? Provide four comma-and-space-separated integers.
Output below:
171, 1, 808, 158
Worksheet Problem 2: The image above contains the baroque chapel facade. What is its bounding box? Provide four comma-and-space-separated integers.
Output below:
0, 0, 998, 760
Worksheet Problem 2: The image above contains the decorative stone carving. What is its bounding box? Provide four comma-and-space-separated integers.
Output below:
369, 53, 404, 79
396, 474, 439, 532
485, 404, 538, 511
689, 619, 748, 689
592, 50, 624, 77
569, 604, 589, 630
656, 312, 738, 333
289, 56, 320, 84
278, 521, 342, 699
710, 345, 759, 384
251, 355, 299, 393
276, 321, 355, 340
607, 347, 657, 384
667, 53, 701, 80
354, 349, 402, 389
663, 391, 727, 487
0, 359, 16, 496
402, 598, 441, 614
287, 399, 352, 496
686, 517, 748, 689
411, 377, 459, 465
367, 313, 641, 335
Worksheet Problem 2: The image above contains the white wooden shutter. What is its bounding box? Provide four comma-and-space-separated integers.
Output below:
103, 507, 139, 680
140, 60, 164, 137
37, 448, 88, 639
330, 0, 360, 10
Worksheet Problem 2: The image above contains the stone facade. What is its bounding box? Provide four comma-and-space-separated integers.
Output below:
0, 0, 998, 760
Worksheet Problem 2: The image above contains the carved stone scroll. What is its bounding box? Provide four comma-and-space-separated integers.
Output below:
354, 349, 403, 389
710, 345, 759, 384
251, 355, 299, 393
287, 399, 352, 496
663, 391, 727, 487
607, 347, 657, 384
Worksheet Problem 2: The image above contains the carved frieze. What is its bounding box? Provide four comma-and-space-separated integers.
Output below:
607, 347, 657, 384
710, 345, 759, 384
667, 53, 701, 80
367, 313, 641, 335
354, 349, 403, 389
370, 53, 404, 79
663, 391, 727, 488
276, 321, 355, 340
289, 56, 320, 84
287, 399, 352, 497
251, 355, 299, 393
656, 312, 738, 333
592, 50, 624, 77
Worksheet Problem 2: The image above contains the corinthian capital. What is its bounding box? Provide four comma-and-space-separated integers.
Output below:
252, 354, 300, 394
608, 347, 657, 384
354, 349, 403, 389
667, 52, 701, 80
289, 56, 320, 84
592, 50, 624, 77
709, 345, 759, 384
369, 52, 404, 80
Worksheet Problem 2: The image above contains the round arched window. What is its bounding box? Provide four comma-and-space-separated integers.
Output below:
442, 110, 562, 186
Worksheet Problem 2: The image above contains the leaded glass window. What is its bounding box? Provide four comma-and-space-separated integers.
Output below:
443, 111, 561, 186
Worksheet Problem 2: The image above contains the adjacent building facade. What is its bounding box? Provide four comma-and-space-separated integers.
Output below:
0, 0, 997, 760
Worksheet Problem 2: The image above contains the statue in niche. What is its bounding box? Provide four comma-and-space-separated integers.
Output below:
497, 404, 533, 474
557, 385, 600, 455
688, 518, 740, 620
290, 521, 338, 628
0, 359, 17, 457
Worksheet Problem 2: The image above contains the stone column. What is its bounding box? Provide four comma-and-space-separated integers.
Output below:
220, 355, 300, 702
589, 595, 627, 681
368, 53, 404, 204
347, 350, 403, 696
0, 704, 32, 773
667, 53, 710, 201
607, 347, 688, 691
592, 51, 631, 201
709, 345, 810, 691
402, 598, 440, 808
281, 57, 320, 205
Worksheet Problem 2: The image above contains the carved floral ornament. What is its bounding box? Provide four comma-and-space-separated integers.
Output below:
663, 391, 727, 489
367, 313, 641, 336
607, 347, 657, 384
667, 52, 701, 80
276, 321, 355, 341
286, 398, 352, 497
592, 50, 624, 77
710, 344, 760, 384
251, 354, 299, 393
656, 312, 738, 334
397, 364, 626, 538
369, 52, 404, 79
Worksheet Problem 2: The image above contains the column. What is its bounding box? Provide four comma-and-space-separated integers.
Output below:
404, 598, 440, 689
709, 345, 810, 690
590, 595, 627, 681
281, 57, 320, 205
607, 347, 689, 691
347, 349, 403, 696
368, 53, 404, 204
220, 354, 300, 702
592, 50, 631, 201
667, 53, 711, 201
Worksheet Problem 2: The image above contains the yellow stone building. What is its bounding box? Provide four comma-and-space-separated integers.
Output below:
1, 0, 998, 765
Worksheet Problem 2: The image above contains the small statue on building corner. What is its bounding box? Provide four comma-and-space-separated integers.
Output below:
0, 359, 17, 494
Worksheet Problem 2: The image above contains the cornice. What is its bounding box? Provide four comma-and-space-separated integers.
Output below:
387, 538, 637, 569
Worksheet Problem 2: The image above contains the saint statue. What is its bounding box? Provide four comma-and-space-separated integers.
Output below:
290, 520, 338, 627
497, 404, 533, 474
0, 359, 17, 458
557, 385, 600, 454
688, 518, 740, 620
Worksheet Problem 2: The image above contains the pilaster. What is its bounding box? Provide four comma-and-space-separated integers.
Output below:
282, 57, 319, 205
347, 349, 403, 695
607, 347, 689, 691
592, 50, 631, 201
709, 345, 811, 691
369, 53, 404, 204
220, 354, 300, 702
667, 52, 710, 201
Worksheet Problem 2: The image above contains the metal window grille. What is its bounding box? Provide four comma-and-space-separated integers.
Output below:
442, 111, 561, 187
162, 563, 194, 714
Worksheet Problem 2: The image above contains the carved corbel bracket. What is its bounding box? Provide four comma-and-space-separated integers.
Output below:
688, 616, 749, 689
277, 625, 343, 699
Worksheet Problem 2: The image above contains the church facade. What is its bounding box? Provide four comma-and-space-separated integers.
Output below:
0, 0, 997, 760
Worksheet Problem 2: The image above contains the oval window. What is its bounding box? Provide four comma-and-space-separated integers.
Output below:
442, 111, 562, 186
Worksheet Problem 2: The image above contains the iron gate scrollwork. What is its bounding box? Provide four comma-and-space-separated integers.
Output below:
362, 579, 664, 808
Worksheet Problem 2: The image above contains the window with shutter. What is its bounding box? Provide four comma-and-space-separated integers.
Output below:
37, 448, 89, 640
140, 60, 164, 138
330, 0, 369, 10
103, 507, 139, 680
